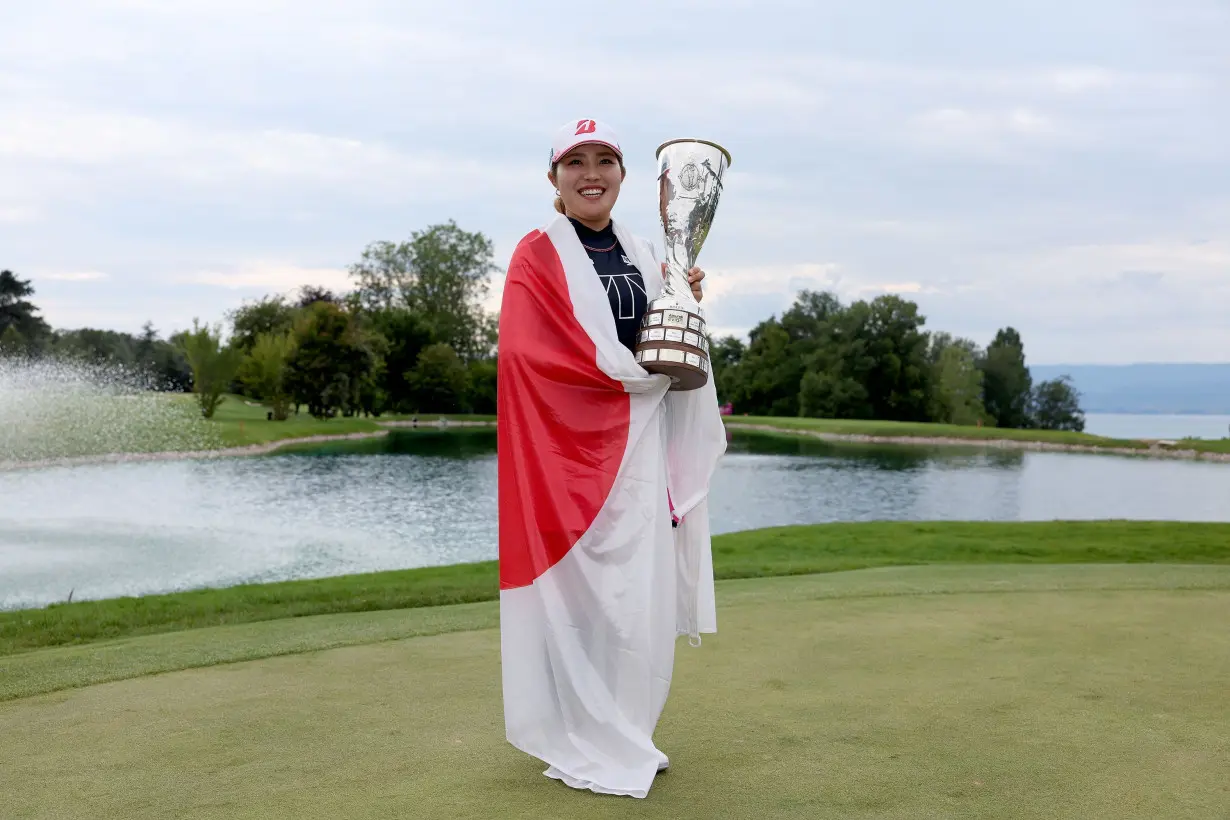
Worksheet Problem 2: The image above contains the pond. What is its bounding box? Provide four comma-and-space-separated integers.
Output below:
3, 429, 1229, 610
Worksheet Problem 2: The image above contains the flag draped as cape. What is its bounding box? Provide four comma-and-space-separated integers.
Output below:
497, 213, 727, 798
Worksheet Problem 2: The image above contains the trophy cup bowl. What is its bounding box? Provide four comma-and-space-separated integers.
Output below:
634, 138, 732, 391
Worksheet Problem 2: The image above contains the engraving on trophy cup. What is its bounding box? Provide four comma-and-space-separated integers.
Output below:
635, 137, 732, 391
680, 162, 700, 191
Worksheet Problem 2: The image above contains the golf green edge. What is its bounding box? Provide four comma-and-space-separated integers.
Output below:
4, 520, 1229, 658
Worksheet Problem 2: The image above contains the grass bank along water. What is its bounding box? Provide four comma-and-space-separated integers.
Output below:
204, 394, 494, 449
4, 521, 1229, 656
4, 386, 1228, 469
724, 416, 1230, 460
211, 402, 1230, 458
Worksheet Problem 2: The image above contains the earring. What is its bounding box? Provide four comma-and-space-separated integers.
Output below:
555, 190, 560, 197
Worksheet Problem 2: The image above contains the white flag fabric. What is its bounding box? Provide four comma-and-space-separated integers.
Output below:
496, 213, 727, 798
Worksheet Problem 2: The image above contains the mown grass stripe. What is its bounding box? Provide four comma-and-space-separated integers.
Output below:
4, 521, 1229, 657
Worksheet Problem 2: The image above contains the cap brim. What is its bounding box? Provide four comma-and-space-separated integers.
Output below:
551, 139, 623, 164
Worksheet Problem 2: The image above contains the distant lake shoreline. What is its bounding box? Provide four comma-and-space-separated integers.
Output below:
1083, 410, 1230, 416
2, 412, 1228, 475
1030, 363, 1230, 417
1082, 413, 1230, 441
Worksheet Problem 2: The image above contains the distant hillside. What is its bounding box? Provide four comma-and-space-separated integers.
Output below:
1028, 363, 1230, 415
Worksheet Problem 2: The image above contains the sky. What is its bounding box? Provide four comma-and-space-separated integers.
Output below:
2, 0, 1227, 365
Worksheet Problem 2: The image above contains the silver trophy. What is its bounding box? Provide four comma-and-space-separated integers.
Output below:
634, 138, 732, 391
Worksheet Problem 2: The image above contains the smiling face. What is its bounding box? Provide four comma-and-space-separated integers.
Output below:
549, 143, 625, 230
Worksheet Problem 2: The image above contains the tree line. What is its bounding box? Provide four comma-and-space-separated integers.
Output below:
1, 221, 1084, 431
0, 269, 194, 392
1, 222, 499, 420
710, 290, 1084, 431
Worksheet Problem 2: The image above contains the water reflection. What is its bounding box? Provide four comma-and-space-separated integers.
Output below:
282, 428, 498, 459
2, 429, 1228, 610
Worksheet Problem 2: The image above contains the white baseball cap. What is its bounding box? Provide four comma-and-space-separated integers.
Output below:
550, 118, 623, 166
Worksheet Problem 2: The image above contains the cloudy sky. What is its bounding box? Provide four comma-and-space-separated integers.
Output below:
2, 0, 1226, 364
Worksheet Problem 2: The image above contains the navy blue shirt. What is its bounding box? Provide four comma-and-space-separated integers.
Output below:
570, 217, 648, 353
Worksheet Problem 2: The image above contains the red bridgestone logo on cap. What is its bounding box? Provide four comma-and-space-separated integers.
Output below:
575, 120, 597, 135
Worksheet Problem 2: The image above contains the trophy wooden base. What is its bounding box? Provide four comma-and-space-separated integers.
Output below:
638, 349, 709, 391
634, 301, 711, 391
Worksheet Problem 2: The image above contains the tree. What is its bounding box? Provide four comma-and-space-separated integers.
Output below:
368, 307, 436, 413
466, 356, 498, 414
0, 269, 52, 352
980, 327, 1033, 428
135, 321, 158, 362
727, 319, 803, 416
861, 295, 931, 420
708, 335, 746, 405
238, 330, 296, 420
780, 290, 844, 360
798, 297, 875, 419
800, 295, 930, 421
348, 240, 405, 312
0, 325, 27, 356
348, 221, 497, 360
931, 343, 986, 425
130, 322, 194, 392
228, 295, 299, 356
406, 343, 472, 413
472, 311, 500, 361
296, 285, 339, 308
52, 328, 137, 365
285, 301, 380, 419
926, 333, 987, 425
799, 366, 872, 418
174, 319, 244, 418
1031, 375, 1085, 432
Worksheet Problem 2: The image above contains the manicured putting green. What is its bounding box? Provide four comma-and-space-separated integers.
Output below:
3, 564, 1227, 819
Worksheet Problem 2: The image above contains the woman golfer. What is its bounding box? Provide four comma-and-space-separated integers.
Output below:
495, 118, 727, 798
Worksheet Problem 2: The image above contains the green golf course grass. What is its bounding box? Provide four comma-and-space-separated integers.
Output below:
2, 563, 1227, 818
7, 520, 1230, 656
